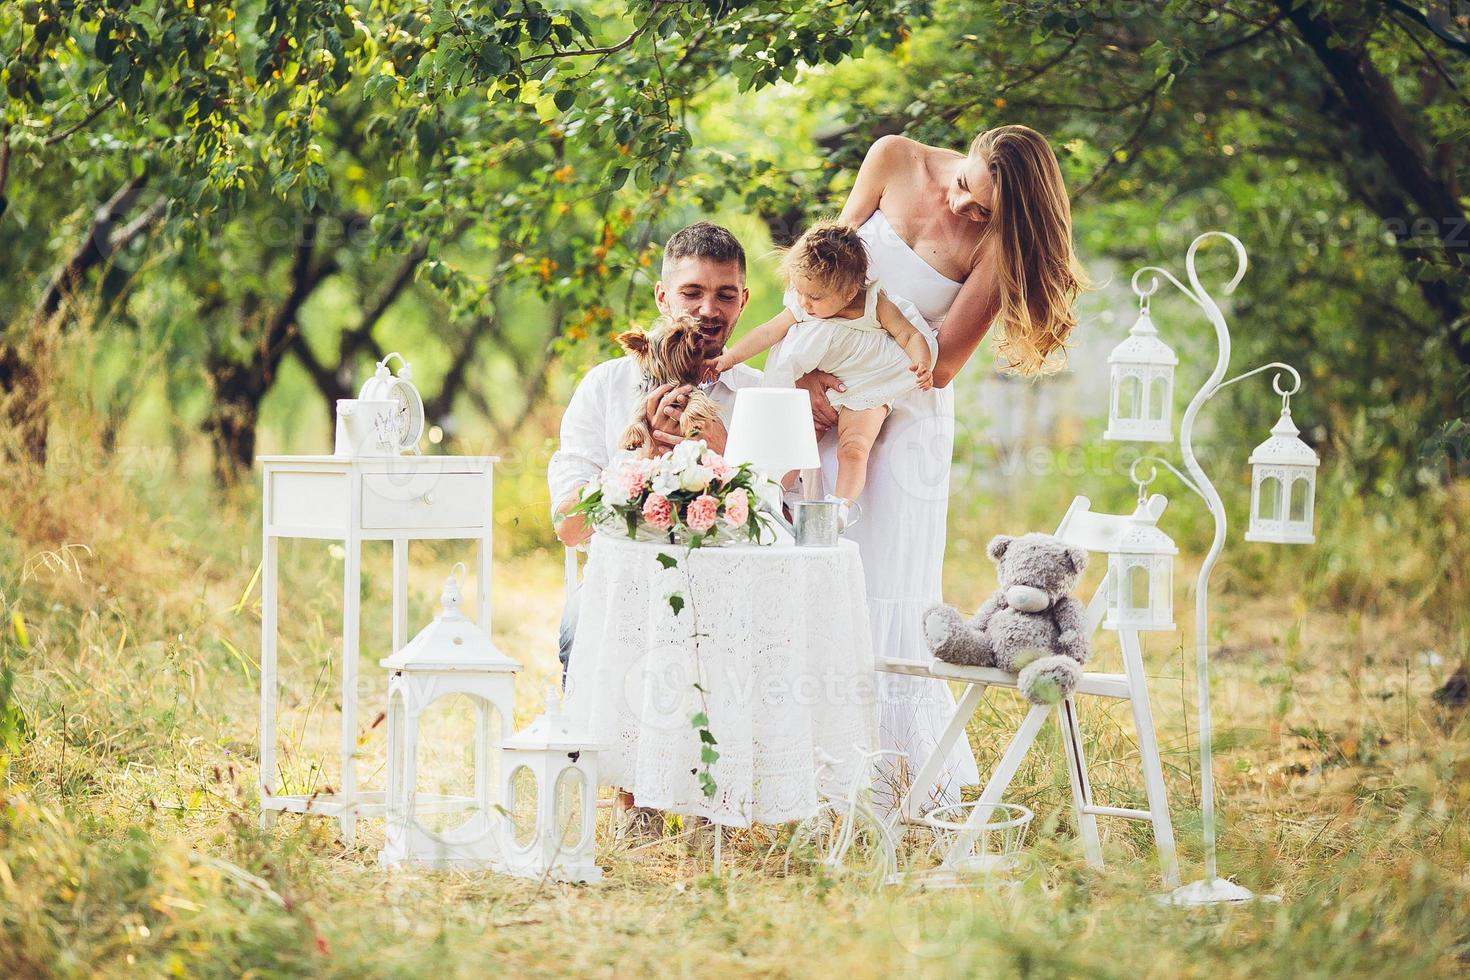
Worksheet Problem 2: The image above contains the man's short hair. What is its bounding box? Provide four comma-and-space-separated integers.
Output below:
663, 221, 746, 277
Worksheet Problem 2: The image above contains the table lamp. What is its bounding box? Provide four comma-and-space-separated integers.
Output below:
724, 387, 820, 534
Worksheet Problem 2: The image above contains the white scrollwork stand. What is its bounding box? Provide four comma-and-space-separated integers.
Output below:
1129, 232, 1301, 906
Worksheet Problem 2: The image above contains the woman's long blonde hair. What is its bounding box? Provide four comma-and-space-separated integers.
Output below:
969, 125, 1086, 377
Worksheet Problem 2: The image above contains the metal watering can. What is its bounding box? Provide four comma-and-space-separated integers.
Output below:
791, 497, 862, 548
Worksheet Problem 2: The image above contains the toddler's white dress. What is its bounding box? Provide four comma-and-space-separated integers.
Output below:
766, 283, 936, 412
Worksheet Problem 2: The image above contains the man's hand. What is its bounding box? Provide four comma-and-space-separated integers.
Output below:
648, 408, 728, 455
794, 369, 846, 434
637, 382, 692, 458
553, 492, 593, 547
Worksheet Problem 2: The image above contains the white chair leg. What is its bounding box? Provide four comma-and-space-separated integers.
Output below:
1120, 630, 1180, 887
901, 682, 986, 822
1057, 698, 1103, 869
945, 703, 1050, 867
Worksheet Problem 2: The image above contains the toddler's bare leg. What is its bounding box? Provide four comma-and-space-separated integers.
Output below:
834, 405, 890, 502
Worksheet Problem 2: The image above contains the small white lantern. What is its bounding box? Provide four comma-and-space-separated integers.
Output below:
1245, 405, 1319, 545
1104, 304, 1178, 443
1104, 500, 1178, 632
499, 689, 604, 884
379, 564, 521, 870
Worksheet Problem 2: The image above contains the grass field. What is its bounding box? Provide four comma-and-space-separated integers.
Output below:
3, 436, 1470, 978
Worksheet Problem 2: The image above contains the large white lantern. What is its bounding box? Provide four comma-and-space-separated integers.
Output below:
500, 689, 604, 883
1245, 405, 1319, 545
1104, 500, 1178, 632
379, 564, 521, 870
1104, 304, 1178, 443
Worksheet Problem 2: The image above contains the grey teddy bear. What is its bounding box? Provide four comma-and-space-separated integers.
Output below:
923, 533, 1091, 705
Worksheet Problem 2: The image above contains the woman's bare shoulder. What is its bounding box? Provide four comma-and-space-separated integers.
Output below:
870, 132, 918, 155
867, 133, 925, 170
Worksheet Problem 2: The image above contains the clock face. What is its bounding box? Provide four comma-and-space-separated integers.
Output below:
389, 379, 425, 448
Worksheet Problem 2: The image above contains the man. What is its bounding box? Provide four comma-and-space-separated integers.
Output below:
548, 221, 763, 679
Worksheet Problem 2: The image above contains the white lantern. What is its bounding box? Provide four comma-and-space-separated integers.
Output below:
379, 564, 521, 870
1104, 306, 1177, 443
1104, 500, 1178, 632
499, 689, 604, 883
1245, 405, 1319, 545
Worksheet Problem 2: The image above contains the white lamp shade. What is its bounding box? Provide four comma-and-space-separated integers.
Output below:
724, 387, 820, 475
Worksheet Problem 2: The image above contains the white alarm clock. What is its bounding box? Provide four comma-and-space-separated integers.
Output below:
357, 351, 425, 454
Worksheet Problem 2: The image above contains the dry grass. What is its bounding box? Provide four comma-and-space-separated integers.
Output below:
3, 437, 1469, 978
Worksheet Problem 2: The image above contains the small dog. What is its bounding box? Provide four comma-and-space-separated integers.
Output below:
618, 313, 724, 453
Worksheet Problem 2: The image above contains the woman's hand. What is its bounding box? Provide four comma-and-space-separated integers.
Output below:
794, 370, 846, 434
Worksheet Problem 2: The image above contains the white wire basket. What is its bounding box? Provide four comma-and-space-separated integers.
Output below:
921, 802, 1034, 874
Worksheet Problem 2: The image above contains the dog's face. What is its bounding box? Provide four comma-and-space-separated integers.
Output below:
617, 314, 707, 387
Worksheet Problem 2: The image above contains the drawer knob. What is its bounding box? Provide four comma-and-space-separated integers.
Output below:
421, 492, 435, 505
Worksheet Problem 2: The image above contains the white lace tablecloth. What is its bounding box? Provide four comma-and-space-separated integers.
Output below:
564, 533, 878, 827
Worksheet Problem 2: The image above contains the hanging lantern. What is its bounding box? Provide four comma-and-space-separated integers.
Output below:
1104, 499, 1178, 632
1245, 404, 1319, 545
499, 689, 605, 884
1104, 299, 1177, 443
379, 564, 521, 870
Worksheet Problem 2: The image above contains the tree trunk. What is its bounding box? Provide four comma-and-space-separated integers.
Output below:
201, 354, 265, 486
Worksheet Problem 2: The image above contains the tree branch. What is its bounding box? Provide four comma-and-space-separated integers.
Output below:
1071, 85, 1161, 201
1382, 0, 1470, 56
1203, 12, 1285, 58
43, 95, 119, 147
31, 177, 152, 326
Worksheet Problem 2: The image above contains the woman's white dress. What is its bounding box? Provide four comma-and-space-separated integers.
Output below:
779, 208, 980, 809
765, 283, 936, 412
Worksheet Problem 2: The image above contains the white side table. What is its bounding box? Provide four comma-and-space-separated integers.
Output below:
257, 453, 499, 843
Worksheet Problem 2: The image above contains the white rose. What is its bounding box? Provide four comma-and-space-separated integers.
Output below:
600, 467, 632, 506
670, 438, 706, 473
680, 464, 713, 492
651, 462, 681, 496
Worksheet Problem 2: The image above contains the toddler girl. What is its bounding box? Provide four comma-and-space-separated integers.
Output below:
707, 222, 935, 524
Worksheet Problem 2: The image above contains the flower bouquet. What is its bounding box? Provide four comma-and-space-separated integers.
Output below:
568, 440, 775, 547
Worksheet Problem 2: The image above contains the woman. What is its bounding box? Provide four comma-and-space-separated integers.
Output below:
792, 124, 1085, 809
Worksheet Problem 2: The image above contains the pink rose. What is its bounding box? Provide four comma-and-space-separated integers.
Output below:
686, 494, 719, 533
703, 450, 733, 482
723, 488, 749, 527
642, 493, 673, 529
621, 463, 649, 500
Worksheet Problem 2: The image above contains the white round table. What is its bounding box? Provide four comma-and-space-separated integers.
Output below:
564, 532, 878, 827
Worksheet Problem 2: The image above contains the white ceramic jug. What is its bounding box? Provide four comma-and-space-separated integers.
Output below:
334, 399, 401, 457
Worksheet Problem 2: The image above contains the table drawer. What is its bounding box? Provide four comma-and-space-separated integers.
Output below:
360, 471, 486, 529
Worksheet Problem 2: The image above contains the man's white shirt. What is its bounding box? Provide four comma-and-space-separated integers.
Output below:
547, 356, 764, 518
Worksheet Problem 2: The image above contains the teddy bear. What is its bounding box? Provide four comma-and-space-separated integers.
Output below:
923, 532, 1091, 705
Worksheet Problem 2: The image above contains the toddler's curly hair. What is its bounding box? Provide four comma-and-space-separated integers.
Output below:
779, 221, 870, 300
